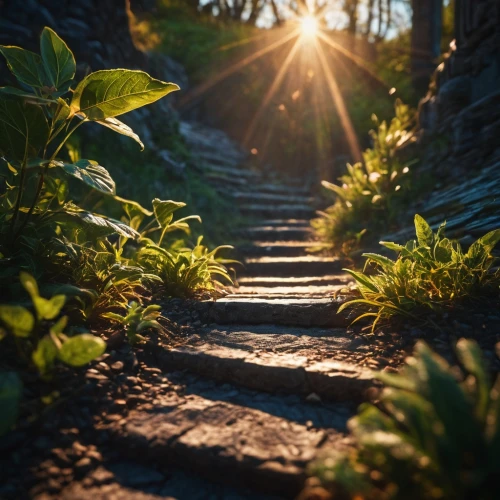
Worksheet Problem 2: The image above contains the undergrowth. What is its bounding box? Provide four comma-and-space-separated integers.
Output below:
340, 215, 500, 330
303, 339, 500, 500
0, 28, 235, 435
311, 100, 417, 256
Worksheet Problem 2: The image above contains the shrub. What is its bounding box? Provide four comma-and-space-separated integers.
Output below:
340, 215, 500, 330
303, 339, 500, 500
311, 100, 416, 255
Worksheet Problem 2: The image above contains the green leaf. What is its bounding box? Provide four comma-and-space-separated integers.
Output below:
0, 305, 35, 337
40, 27, 75, 91
0, 372, 23, 436
0, 86, 54, 104
0, 46, 47, 88
53, 209, 140, 239
19, 271, 39, 299
33, 295, 66, 321
57, 159, 116, 194
0, 96, 49, 162
152, 199, 186, 228
95, 117, 144, 150
343, 268, 379, 293
32, 335, 58, 375
70, 69, 180, 120
363, 253, 395, 270
58, 334, 106, 367
380, 241, 404, 253
414, 214, 433, 247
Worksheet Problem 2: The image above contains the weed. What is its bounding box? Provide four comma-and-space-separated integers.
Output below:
340, 215, 500, 330
304, 339, 500, 500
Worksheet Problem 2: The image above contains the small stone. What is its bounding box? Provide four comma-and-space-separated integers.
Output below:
306, 393, 322, 403
75, 457, 92, 472
111, 361, 124, 371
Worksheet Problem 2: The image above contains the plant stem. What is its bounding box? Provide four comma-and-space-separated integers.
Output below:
10, 159, 28, 235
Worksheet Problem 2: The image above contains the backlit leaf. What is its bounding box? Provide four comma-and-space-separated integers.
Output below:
57, 159, 116, 194
0, 305, 34, 337
0, 46, 47, 88
40, 27, 75, 91
414, 214, 433, 247
152, 199, 186, 228
70, 69, 179, 120
95, 117, 144, 150
58, 334, 106, 367
32, 335, 58, 375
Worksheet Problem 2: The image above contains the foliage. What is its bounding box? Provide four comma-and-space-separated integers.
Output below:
311, 100, 416, 255
0, 29, 236, 434
103, 301, 162, 344
305, 339, 500, 500
340, 215, 500, 330
0, 272, 106, 377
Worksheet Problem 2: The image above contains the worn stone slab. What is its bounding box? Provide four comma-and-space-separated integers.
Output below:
239, 204, 314, 218
240, 241, 324, 257
240, 226, 312, 241
243, 256, 345, 277
230, 285, 344, 297
232, 192, 314, 205
258, 219, 310, 227
237, 275, 352, 287
257, 183, 310, 196
206, 296, 349, 327
109, 394, 344, 496
157, 325, 373, 401
205, 164, 260, 179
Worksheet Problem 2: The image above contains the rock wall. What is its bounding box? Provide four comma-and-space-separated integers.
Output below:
0, 0, 189, 169
385, 0, 500, 244
418, 0, 500, 180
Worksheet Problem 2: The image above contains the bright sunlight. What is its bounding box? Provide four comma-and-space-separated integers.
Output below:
300, 15, 319, 38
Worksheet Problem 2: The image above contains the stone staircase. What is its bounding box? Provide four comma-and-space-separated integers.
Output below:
93, 161, 382, 499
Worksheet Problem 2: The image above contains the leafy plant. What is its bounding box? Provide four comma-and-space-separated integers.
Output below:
311, 100, 416, 255
0, 27, 178, 276
103, 301, 162, 344
0, 272, 106, 376
340, 215, 500, 330
304, 339, 500, 500
136, 236, 236, 298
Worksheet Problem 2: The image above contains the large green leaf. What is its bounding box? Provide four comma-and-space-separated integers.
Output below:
152, 199, 186, 228
56, 159, 116, 194
0, 86, 54, 104
0, 372, 22, 436
0, 305, 34, 337
40, 27, 75, 92
95, 117, 144, 150
0, 96, 49, 162
70, 69, 179, 120
53, 209, 140, 239
58, 334, 106, 367
0, 46, 47, 88
32, 295, 66, 321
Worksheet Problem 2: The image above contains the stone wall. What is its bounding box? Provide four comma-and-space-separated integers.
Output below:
418, 0, 500, 181
0, 0, 189, 169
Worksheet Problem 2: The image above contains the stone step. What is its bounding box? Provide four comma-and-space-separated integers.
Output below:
232, 192, 313, 205
240, 241, 324, 257
257, 183, 310, 196
108, 389, 351, 497
240, 204, 314, 218
240, 225, 312, 241
205, 163, 261, 179
237, 275, 352, 287
260, 219, 310, 227
204, 296, 349, 327
231, 285, 343, 297
243, 256, 345, 277
155, 325, 374, 402
205, 172, 249, 187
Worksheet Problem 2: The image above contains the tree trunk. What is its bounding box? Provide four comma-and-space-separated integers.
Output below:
411, 0, 443, 92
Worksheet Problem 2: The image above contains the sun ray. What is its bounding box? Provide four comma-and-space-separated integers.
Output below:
314, 39, 362, 163
243, 36, 302, 147
178, 29, 301, 108
317, 31, 388, 89
216, 30, 278, 52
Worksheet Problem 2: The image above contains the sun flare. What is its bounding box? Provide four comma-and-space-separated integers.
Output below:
300, 15, 318, 38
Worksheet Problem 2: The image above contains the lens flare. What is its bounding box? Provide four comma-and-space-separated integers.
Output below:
301, 16, 318, 38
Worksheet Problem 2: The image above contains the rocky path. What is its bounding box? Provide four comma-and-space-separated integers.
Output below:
87, 170, 382, 498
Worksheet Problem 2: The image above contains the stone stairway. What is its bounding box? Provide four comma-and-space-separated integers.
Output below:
94, 173, 381, 499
